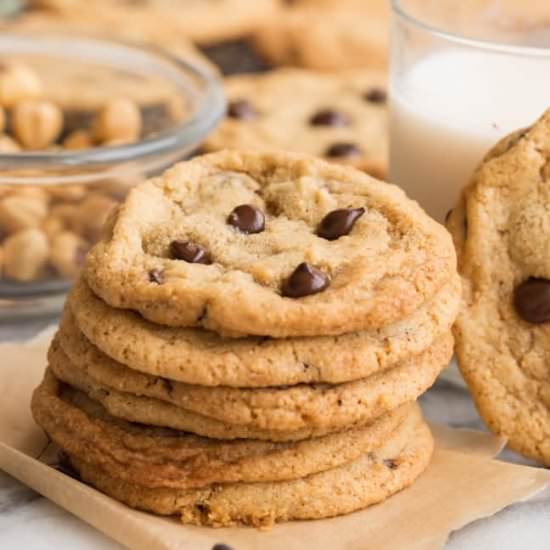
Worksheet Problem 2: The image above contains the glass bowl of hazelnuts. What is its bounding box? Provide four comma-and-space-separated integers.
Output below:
0, 32, 224, 318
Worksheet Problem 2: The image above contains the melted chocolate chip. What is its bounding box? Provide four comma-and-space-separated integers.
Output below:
514, 278, 550, 324
325, 142, 362, 158
148, 269, 164, 284
282, 262, 329, 298
383, 458, 398, 470
227, 204, 265, 234
227, 99, 256, 120
169, 240, 211, 264
317, 207, 365, 240
364, 88, 387, 103
212, 545, 234, 550
309, 109, 350, 127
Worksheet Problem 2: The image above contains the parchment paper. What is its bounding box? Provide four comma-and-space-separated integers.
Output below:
1, 331, 549, 550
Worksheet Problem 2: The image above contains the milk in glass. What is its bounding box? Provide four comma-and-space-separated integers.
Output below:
390, 48, 550, 221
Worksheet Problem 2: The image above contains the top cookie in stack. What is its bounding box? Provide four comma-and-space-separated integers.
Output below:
32, 150, 460, 527
84, 150, 456, 337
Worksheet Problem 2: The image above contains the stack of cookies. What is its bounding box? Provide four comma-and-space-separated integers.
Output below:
32, 150, 460, 527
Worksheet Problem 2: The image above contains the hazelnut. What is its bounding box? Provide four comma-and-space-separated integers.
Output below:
7, 185, 49, 202
0, 194, 48, 233
63, 129, 94, 150
0, 134, 21, 153
94, 176, 138, 201
93, 98, 141, 144
12, 99, 63, 149
41, 215, 66, 239
48, 203, 80, 232
3, 228, 49, 282
47, 184, 87, 203
0, 62, 43, 108
49, 230, 88, 278
76, 193, 118, 241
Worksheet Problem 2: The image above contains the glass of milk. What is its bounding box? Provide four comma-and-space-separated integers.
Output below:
389, 0, 550, 222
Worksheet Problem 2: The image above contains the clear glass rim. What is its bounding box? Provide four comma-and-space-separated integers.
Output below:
0, 32, 225, 171
391, 0, 550, 57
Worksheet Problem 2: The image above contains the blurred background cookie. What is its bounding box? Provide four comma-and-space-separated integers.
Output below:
205, 68, 388, 178
253, 0, 389, 71
27, 0, 280, 45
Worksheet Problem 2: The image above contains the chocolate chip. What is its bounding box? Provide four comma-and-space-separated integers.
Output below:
325, 142, 362, 158
212, 545, 234, 550
309, 109, 350, 127
196, 306, 208, 323
200, 39, 273, 76
195, 503, 211, 519
317, 207, 365, 240
148, 269, 163, 284
514, 278, 550, 324
169, 240, 211, 264
282, 262, 329, 298
383, 458, 398, 470
227, 99, 256, 120
364, 88, 387, 103
227, 204, 265, 234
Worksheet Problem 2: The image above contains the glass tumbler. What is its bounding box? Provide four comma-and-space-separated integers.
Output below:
0, 32, 224, 319
389, 0, 550, 222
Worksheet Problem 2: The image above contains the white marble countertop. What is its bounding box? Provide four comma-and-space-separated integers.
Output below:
1, 316, 549, 550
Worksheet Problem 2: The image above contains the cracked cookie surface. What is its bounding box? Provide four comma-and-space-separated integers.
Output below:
448, 110, 550, 465
84, 150, 456, 337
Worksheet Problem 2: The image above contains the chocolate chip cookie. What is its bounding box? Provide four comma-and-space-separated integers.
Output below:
84, 150, 456, 337
69, 277, 460, 387
51, 317, 453, 435
43, 386, 433, 527
32, 369, 412, 489
2, 11, 217, 79
253, 0, 389, 72
448, 111, 550, 464
204, 68, 388, 178
28, 0, 280, 45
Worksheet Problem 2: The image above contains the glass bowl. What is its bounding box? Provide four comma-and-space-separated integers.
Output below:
0, 32, 225, 318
